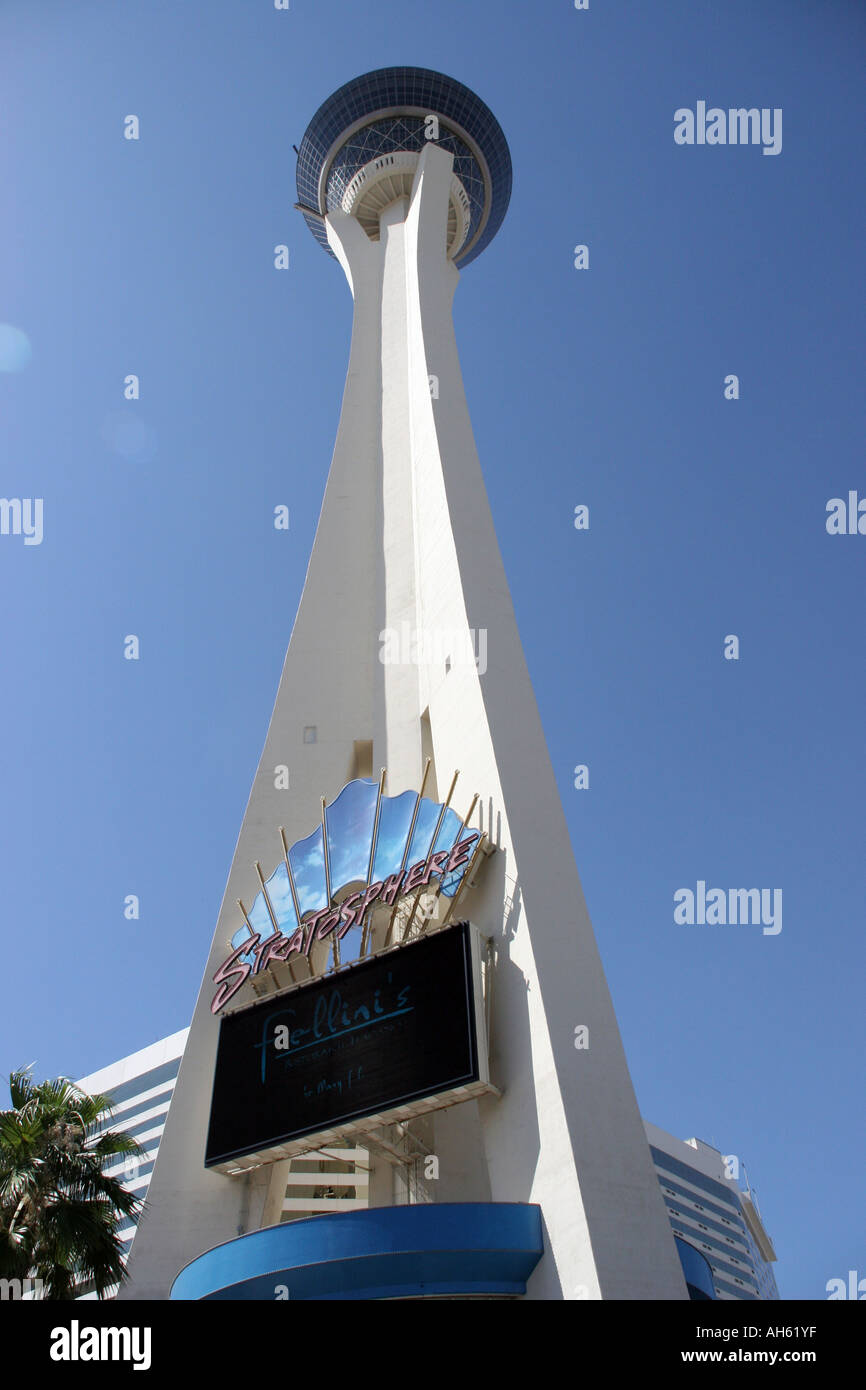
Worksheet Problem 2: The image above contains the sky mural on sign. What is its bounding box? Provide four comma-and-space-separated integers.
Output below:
211, 778, 481, 1013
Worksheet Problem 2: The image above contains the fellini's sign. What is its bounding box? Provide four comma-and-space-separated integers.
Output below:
211, 772, 484, 1014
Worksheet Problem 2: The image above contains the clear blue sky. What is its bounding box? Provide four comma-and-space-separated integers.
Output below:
1, 0, 863, 1301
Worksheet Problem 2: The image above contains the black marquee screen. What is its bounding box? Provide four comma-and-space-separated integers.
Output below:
205, 921, 480, 1168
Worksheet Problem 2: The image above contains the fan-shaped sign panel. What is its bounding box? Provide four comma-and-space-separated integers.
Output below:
211, 779, 480, 1014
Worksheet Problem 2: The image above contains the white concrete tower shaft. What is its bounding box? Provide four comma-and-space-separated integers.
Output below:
121, 137, 687, 1301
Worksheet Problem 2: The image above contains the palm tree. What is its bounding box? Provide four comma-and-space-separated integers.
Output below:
0, 1067, 145, 1299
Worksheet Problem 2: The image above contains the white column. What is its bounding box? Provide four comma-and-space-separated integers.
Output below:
122, 143, 687, 1302
386, 143, 687, 1300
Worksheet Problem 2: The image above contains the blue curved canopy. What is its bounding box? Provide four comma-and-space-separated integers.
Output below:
171, 1203, 543, 1301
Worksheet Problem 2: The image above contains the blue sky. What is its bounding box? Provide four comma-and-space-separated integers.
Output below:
1, 0, 863, 1300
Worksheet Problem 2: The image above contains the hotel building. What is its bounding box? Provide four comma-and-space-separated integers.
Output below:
646, 1123, 779, 1301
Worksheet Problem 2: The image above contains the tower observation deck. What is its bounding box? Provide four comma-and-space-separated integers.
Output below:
296, 66, 512, 267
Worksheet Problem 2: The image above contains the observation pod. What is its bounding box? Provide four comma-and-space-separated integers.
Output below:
295, 65, 512, 267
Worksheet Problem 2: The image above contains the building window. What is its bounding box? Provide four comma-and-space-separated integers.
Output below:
303, 726, 317, 744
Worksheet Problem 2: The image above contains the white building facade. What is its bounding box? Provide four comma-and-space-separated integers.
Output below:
646, 1123, 779, 1301
74, 1030, 187, 1298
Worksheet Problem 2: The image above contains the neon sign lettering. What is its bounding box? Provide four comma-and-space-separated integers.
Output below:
211, 831, 478, 1013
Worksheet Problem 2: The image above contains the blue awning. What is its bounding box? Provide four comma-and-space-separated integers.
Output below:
171, 1203, 544, 1301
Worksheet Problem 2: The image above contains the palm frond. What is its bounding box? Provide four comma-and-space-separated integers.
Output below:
0, 1068, 146, 1299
